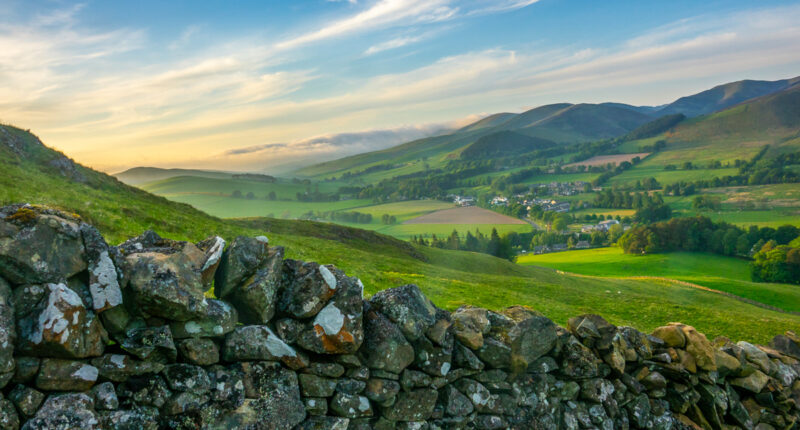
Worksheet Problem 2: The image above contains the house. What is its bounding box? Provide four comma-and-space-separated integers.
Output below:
491, 196, 508, 206
551, 243, 568, 252
575, 240, 591, 249
533, 245, 550, 254
597, 219, 620, 231
454, 196, 475, 207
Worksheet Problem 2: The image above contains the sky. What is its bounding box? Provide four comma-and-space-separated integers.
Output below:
1, 0, 799, 174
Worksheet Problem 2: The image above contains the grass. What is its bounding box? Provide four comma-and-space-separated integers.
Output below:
518, 247, 800, 313
3, 124, 800, 344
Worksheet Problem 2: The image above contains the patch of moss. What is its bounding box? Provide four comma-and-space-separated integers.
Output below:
5, 207, 37, 223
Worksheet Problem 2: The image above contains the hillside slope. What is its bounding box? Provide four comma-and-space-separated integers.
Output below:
114, 166, 234, 185
657, 76, 800, 117
3, 125, 800, 342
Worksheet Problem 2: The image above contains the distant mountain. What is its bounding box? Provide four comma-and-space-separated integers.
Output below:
113, 167, 234, 185
460, 131, 555, 160
656, 76, 800, 117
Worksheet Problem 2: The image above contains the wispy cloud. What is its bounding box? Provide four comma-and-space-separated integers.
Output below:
364, 34, 426, 55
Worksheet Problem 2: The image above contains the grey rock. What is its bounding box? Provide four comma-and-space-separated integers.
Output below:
163, 363, 211, 394
35, 359, 98, 391
361, 307, 414, 374
21, 393, 100, 430
364, 378, 400, 403
279, 260, 338, 319
177, 338, 220, 365
120, 325, 177, 363
329, 392, 373, 418
236, 363, 306, 429
14, 283, 106, 359
450, 307, 489, 350
0, 398, 19, 430
369, 284, 437, 341
90, 382, 119, 410
195, 235, 225, 291
80, 224, 123, 313
0, 206, 86, 284
298, 373, 337, 397
8, 384, 45, 418
295, 416, 349, 430
297, 268, 365, 355
439, 385, 473, 417
99, 407, 158, 430
214, 236, 269, 298
116, 374, 172, 409
90, 353, 165, 382
11, 357, 39, 384
0, 278, 15, 376
226, 246, 283, 325
382, 388, 438, 422
222, 325, 308, 369
169, 299, 237, 339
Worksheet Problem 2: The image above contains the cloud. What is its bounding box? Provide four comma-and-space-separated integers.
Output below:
364, 34, 425, 55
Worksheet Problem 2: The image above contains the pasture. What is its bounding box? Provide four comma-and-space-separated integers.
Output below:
404, 206, 527, 225
565, 152, 649, 168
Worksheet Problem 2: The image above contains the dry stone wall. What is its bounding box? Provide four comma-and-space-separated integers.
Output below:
0, 203, 799, 430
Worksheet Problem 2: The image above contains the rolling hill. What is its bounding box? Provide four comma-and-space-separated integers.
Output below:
114, 166, 234, 185
3, 123, 800, 343
656, 76, 800, 117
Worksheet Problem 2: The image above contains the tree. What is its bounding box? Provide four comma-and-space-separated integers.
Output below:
267, 191, 277, 200
552, 216, 569, 232
231, 190, 243, 198
246, 191, 255, 200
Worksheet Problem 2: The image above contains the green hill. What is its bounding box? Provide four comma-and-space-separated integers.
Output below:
460, 131, 555, 160
3, 123, 800, 343
656, 76, 800, 117
113, 166, 234, 185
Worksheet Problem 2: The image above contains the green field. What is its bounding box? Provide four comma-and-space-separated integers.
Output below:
518, 247, 800, 313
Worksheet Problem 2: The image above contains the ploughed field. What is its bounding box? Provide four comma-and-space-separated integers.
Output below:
564, 152, 649, 167
403, 206, 527, 225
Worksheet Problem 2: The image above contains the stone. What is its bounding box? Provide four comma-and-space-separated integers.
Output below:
21, 393, 100, 430
505, 314, 557, 373
116, 374, 172, 409
12, 357, 40, 384
225, 246, 283, 325
401, 369, 432, 391
303, 362, 346, 378
731, 369, 769, 393
195, 235, 225, 290
120, 325, 177, 363
451, 307, 489, 350
679, 324, 716, 371
453, 379, 500, 414
177, 338, 219, 365
412, 333, 453, 377
369, 284, 437, 341
0, 398, 19, 430
296, 416, 350, 430
120, 231, 208, 321
580, 378, 615, 403
162, 391, 208, 415
169, 299, 237, 339
236, 364, 306, 429
770, 333, 800, 359
279, 260, 338, 319
91, 382, 119, 410
560, 336, 601, 380
335, 378, 366, 395
80, 224, 123, 313
453, 341, 484, 371
361, 307, 415, 373
439, 385, 473, 417
737, 341, 771, 372
90, 354, 165, 382
364, 378, 401, 403
14, 282, 106, 359
0, 206, 86, 284
222, 325, 308, 369
329, 393, 373, 418
298, 373, 337, 397
297, 269, 364, 355
214, 235, 269, 298
618, 326, 653, 361
8, 384, 45, 417
382, 388, 438, 422
207, 367, 245, 409
0, 278, 14, 378
652, 324, 686, 348
475, 337, 512, 369
99, 407, 159, 430
163, 363, 211, 394
35, 359, 98, 391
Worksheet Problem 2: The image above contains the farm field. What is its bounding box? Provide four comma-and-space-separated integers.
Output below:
518, 247, 800, 313
346, 223, 533, 240
404, 206, 527, 224
564, 152, 649, 167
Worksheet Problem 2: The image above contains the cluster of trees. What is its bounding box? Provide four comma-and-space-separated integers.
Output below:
593, 190, 665, 209
617, 216, 799, 260
692, 195, 722, 211
296, 191, 339, 202
411, 228, 515, 261
380, 214, 398, 225
751, 238, 800, 285
301, 210, 374, 224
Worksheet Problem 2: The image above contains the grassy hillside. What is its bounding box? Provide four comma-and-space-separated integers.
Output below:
3, 123, 800, 343
519, 247, 800, 314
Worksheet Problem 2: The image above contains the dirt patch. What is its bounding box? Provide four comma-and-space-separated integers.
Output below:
565, 153, 650, 168
404, 206, 527, 225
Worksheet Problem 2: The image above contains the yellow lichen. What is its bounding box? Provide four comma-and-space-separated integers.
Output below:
5, 207, 37, 223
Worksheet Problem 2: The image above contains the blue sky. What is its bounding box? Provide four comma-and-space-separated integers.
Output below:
1, 0, 799, 173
